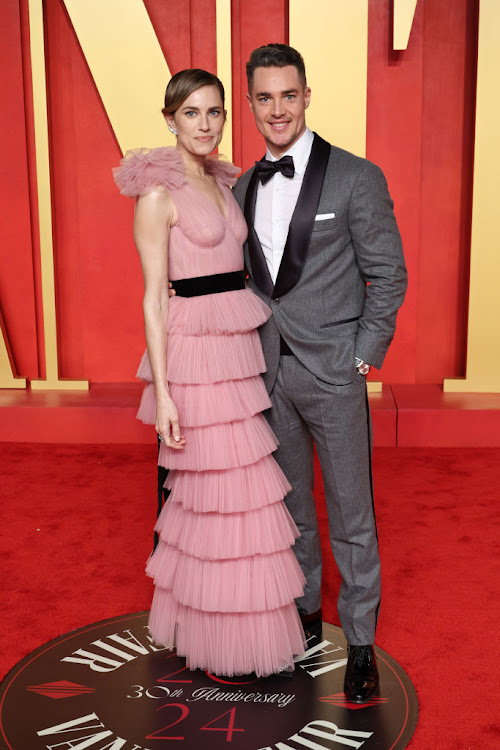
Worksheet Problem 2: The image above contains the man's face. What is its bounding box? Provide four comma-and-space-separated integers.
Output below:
247, 65, 311, 158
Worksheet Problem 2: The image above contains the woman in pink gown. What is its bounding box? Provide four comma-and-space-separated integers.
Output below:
114, 69, 305, 677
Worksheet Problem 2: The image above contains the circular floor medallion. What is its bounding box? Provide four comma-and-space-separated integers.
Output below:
0, 612, 418, 749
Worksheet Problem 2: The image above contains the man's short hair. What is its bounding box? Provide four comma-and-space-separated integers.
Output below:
246, 44, 307, 91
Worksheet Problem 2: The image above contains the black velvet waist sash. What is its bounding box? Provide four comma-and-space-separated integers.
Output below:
170, 270, 245, 297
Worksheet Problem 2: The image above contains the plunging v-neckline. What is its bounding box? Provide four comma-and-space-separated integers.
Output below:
186, 180, 228, 221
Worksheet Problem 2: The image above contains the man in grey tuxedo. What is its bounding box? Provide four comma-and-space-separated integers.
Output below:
233, 44, 407, 702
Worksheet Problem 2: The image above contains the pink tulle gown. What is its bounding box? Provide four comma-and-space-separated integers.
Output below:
114, 147, 305, 676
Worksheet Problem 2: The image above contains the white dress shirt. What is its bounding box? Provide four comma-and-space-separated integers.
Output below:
254, 128, 314, 283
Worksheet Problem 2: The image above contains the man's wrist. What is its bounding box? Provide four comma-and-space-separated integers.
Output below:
355, 357, 370, 376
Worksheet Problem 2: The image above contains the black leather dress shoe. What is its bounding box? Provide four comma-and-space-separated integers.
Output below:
298, 608, 323, 641
344, 644, 379, 703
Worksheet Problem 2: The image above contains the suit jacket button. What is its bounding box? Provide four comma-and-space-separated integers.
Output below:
274, 298, 280, 304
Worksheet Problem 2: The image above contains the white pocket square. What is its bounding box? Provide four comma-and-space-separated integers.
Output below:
315, 213, 336, 221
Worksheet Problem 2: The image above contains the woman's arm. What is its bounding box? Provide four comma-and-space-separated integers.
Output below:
133, 188, 185, 449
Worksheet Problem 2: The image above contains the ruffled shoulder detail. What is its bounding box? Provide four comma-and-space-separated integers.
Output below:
113, 147, 185, 198
206, 156, 241, 187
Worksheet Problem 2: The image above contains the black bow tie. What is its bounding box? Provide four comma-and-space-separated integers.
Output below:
254, 155, 295, 185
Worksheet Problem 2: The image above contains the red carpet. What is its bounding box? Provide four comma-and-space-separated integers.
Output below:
1, 444, 498, 748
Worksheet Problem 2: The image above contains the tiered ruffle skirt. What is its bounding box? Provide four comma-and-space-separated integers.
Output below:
139, 288, 306, 676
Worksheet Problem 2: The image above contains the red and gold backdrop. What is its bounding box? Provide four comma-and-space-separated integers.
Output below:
1, 0, 498, 400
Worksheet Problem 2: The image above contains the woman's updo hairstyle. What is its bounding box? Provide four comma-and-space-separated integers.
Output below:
162, 69, 225, 115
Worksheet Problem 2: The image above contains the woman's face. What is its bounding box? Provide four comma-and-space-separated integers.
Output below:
168, 85, 225, 158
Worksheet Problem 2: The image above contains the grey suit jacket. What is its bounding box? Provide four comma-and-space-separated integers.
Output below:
233, 133, 407, 391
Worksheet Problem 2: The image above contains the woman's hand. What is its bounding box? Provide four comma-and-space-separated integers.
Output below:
156, 395, 186, 450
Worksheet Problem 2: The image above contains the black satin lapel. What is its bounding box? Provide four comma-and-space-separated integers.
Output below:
273, 134, 331, 299
244, 168, 274, 297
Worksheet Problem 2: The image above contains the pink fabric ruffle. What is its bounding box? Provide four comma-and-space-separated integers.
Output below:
156, 500, 299, 560
165, 456, 291, 514
113, 148, 240, 198
146, 545, 305, 612
166, 289, 271, 337
137, 376, 271, 427
157, 413, 278, 472
148, 590, 305, 677
205, 156, 241, 187
137, 329, 266, 385
167, 330, 266, 384
113, 147, 185, 197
